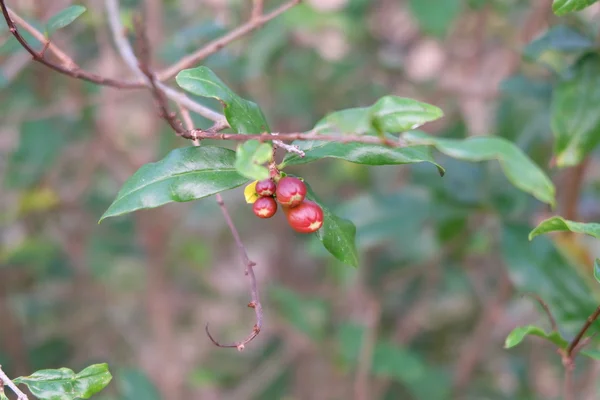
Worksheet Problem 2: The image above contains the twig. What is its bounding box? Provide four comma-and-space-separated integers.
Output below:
251, 0, 265, 21
157, 0, 301, 81
0, 0, 142, 88
523, 292, 558, 332
0, 366, 28, 400
271, 133, 305, 158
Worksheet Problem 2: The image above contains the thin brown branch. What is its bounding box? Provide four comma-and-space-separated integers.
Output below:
251, 0, 265, 21
0, 366, 28, 400
567, 304, 600, 357
523, 292, 558, 332
157, 0, 301, 81
0, 0, 143, 88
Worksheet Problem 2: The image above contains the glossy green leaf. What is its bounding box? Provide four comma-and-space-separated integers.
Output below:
305, 184, 358, 268
403, 131, 556, 206
408, 0, 461, 37
234, 140, 272, 181
529, 216, 600, 240
46, 5, 86, 37
282, 140, 445, 175
551, 54, 600, 167
504, 325, 568, 349
314, 96, 443, 135
100, 147, 248, 221
552, 0, 599, 15
176, 66, 270, 134
595, 259, 600, 285
13, 364, 112, 400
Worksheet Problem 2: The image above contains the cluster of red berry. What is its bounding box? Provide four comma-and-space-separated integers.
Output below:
251, 177, 324, 234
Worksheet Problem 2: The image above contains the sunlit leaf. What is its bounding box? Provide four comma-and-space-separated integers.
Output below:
234, 140, 272, 181
14, 364, 112, 400
529, 216, 600, 240
100, 147, 248, 221
552, 0, 599, 15
46, 5, 86, 37
504, 325, 568, 349
551, 53, 600, 167
176, 66, 270, 134
403, 131, 556, 206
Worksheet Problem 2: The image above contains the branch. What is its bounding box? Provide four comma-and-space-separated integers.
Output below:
523, 292, 558, 332
0, 0, 142, 89
157, 0, 301, 81
0, 366, 28, 400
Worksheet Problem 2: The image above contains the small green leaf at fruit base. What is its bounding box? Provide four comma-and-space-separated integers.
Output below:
176, 66, 270, 134
46, 5, 86, 37
504, 325, 568, 349
304, 183, 359, 268
100, 146, 248, 222
551, 53, 600, 167
529, 216, 600, 241
13, 363, 112, 400
281, 139, 445, 176
403, 130, 556, 207
234, 140, 272, 181
552, 0, 599, 16
244, 180, 259, 204
314, 96, 443, 135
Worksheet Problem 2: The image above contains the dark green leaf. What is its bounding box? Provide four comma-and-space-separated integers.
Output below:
176, 66, 270, 134
403, 131, 556, 206
504, 325, 568, 349
282, 140, 445, 176
552, 0, 599, 15
13, 364, 112, 400
314, 96, 443, 135
100, 147, 248, 221
551, 54, 600, 167
408, 0, 461, 37
234, 140, 272, 180
305, 185, 358, 268
117, 369, 160, 400
46, 5, 86, 37
529, 216, 600, 240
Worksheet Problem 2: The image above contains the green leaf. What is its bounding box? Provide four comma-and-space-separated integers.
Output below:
504, 325, 568, 349
581, 348, 600, 360
552, 0, 599, 15
234, 140, 272, 181
45, 5, 86, 37
305, 184, 358, 268
0, 391, 8, 400
13, 364, 112, 400
100, 146, 248, 221
117, 369, 160, 400
529, 216, 600, 240
551, 54, 600, 167
282, 140, 445, 176
314, 96, 443, 135
176, 66, 270, 134
408, 0, 461, 37
524, 25, 595, 60
595, 259, 600, 285
403, 131, 556, 206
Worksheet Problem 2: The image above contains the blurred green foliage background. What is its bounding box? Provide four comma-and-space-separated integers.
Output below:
2, 0, 600, 399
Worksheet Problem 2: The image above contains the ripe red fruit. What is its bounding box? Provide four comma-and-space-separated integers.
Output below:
253, 197, 277, 218
276, 177, 307, 208
284, 200, 324, 233
255, 179, 276, 197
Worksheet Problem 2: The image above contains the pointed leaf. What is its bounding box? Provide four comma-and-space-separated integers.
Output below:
234, 140, 272, 181
13, 364, 112, 400
176, 66, 270, 134
504, 325, 568, 349
282, 140, 445, 176
46, 5, 86, 37
552, 0, 599, 15
305, 184, 358, 267
403, 131, 555, 206
314, 96, 443, 135
100, 146, 248, 221
551, 54, 600, 167
529, 216, 600, 240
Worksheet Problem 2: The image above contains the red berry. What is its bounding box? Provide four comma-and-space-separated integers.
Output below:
255, 179, 276, 197
253, 197, 277, 218
284, 200, 324, 233
276, 177, 307, 208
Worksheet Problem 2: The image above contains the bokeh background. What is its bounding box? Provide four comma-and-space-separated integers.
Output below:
2, 0, 600, 399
